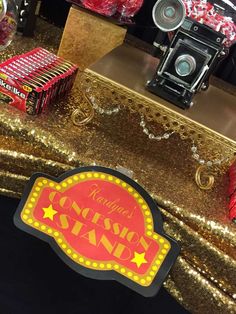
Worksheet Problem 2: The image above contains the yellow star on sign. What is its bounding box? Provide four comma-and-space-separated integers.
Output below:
131, 252, 148, 268
42, 204, 58, 221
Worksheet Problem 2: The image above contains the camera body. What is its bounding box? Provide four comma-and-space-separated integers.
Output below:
147, 18, 226, 109
147, 17, 227, 109
146, 0, 231, 109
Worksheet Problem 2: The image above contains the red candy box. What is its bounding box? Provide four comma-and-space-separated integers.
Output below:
0, 48, 78, 115
228, 160, 236, 223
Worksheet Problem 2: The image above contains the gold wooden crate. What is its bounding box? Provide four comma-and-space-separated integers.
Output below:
58, 5, 127, 70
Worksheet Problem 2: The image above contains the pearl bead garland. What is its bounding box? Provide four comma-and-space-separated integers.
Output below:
87, 94, 120, 115
82, 90, 230, 168
140, 115, 175, 141
191, 142, 228, 166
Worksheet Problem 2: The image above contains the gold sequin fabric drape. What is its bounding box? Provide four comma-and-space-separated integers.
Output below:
0, 19, 235, 314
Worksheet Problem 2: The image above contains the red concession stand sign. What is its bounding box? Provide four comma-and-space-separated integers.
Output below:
14, 166, 180, 297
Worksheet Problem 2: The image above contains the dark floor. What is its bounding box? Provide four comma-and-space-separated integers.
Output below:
0, 195, 189, 314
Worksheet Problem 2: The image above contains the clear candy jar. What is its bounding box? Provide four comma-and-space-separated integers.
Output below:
0, 0, 17, 50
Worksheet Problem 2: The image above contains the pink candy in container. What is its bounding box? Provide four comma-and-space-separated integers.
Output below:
117, 0, 144, 17
183, 0, 236, 47
0, 0, 17, 50
81, 0, 118, 16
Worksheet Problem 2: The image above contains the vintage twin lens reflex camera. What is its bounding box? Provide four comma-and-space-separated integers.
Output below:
147, 15, 227, 109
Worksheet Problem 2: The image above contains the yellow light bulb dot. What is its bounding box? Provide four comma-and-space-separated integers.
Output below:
43, 180, 48, 184
128, 272, 133, 277
145, 211, 150, 216
164, 244, 169, 249
134, 276, 139, 281
147, 231, 152, 236
92, 263, 98, 267
140, 279, 146, 285
114, 265, 119, 270
156, 260, 161, 265
54, 232, 59, 237
62, 244, 66, 249
28, 204, 33, 208
147, 225, 152, 230
57, 239, 62, 244
73, 254, 78, 259
158, 255, 164, 260
67, 249, 72, 255
30, 198, 35, 203
142, 205, 148, 210
146, 277, 152, 282
100, 174, 105, 179
56, 185, 61, 190
122, 182, 126, 188
85, 261, 91, 266
67, 179, 73, 184
38, 182, 43, 187
80, 174, 85, 179
159, 239, 164, 244
120, 268, 125, 274
149, 271, 155, 276
79, 257, 84, 263
128, 187, 133, 193
87, 173, 92, 178
33, 193, 38, 197
35, 187, 40, 192
47, 229, 53, 234
108, 176, 113, 181
27, 219, 33, 224
134, 193, 139, 198
138, 199, 144, 204
25, 210, 30, 214
106, 264, 112, 269
100, 263, 105, 269
41, 225, 46, 231
73, 175, 79, 181
22, 215, 28, 220
115, 179, 121, 184
49, 183, 54, 187
34, 222, 39, 227
152, 266, 158, 271
146, 218, 152, 223
62, 182, 67, 188
94, 173, 99, 178
153, 234, 158, 240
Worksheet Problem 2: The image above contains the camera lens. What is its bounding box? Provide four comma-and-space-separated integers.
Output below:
175, 54, 196, 77
164, 6, 176, 19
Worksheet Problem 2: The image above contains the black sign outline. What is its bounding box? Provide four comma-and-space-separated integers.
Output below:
14, 166, 180, 297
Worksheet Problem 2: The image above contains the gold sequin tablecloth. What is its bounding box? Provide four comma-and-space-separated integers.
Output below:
0, 20, 236, 313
